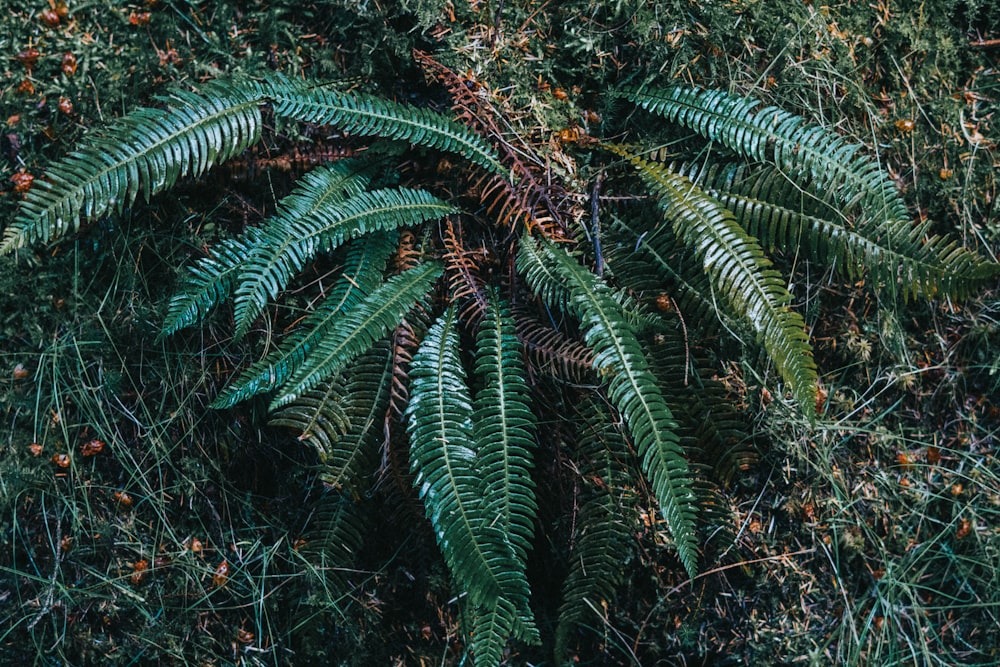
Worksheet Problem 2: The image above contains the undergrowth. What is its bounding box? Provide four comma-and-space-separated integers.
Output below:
1, 0, 998, 665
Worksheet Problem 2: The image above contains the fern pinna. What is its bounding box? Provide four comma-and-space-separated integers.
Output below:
4, 68, 996, 665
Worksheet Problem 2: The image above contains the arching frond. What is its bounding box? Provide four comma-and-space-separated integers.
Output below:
681, 161, 999, 300
472, 294, 538, 563
621, 85, 910, 224
160, 225, 268, 337
2, 78, 267, 252
229, 161, 373, 335
265, 75, 505, 174
609, 146, 818, 418
406, 307, 537, 660
271, 261, 443, 409
231, 187, 454, 339
212, 233, 396, 408
518, 236, 699, 577
517, 227, 660, 334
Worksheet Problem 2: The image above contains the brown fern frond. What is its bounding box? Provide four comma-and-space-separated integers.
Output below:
414, 50, 569, 241
214, 142, 368, 183
393, 229, 423, 273
381, 230, 428, 425
385, 316, 422, 425
514, 308, 595, 383
375, 229, 431, 432
477, 173, 564, 239
413, 50, 504, 138
378, 313, 425, 498
442, 217, 490, 324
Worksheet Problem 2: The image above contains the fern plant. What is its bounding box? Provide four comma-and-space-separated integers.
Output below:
5, 65, 996, 665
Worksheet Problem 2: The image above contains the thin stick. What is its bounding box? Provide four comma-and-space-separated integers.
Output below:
590, 173, 604, 276
970, 38, 1000, 48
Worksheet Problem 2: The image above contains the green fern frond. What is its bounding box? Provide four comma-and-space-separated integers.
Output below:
621, 85, 910, 224
232, 186, 453, 338
518, 235, 699, 577
609, 146, 818, 417
606, 211, 739, 336
229, 161, 373, 335
517, 226, 661, 334
297, 490, 365, 593
556, 401, 635, 661
682, 161, 999, 300
473, 294, 538, 563
469, 597, 520, 667
2, 78, 267, 253
213, 234, 396, 408
642, 330, 755, 485
270, 379, 351, 451
269, 343, 392, 493
271, 261, 443, 409
265, 76, 505, 174
160, 225, 269, 337
407, 307, 536, 657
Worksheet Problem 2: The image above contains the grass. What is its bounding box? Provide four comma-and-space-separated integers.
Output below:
0, 219, 366, 663
2, 0, 999, 664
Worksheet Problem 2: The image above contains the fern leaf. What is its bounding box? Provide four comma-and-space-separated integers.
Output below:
621, 86, 909, 224
516, 230, 657, 334
269, 343, 393, 493
229, 160, 372, 335
518, 236, 699, 577
556, 400, 635, 661
473, 294, 538, 563
3, 78, 266, 252
469, 597, 519, 667
684, 161, 999, 300
231, 181, 450, 338
227, 187, 451, 339
407, 307, 536, 658
271, 378, 351, 450
160, 225, 268, 337
271, 261, 443, 409
297, 490, 365, 594
609, 147, 818, 417
213, 234, 396, 408
266, 76, 505, 174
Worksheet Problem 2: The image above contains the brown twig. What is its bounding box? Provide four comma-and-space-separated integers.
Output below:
969, 38, 1000, 49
